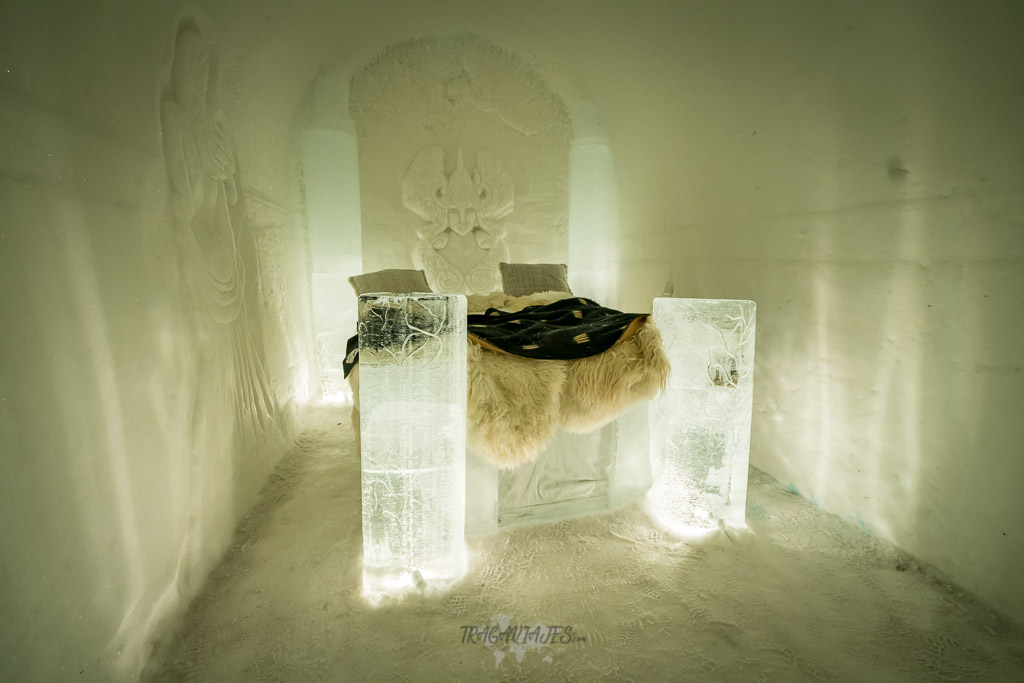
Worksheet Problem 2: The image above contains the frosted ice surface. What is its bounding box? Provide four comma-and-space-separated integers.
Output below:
358, 294, 467, 596
650, 298, 755, 531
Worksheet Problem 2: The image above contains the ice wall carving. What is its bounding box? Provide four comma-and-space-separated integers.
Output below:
162, 28, 243, 323
161, 26, 278, 576
649, 298, 756, 532
349, 34, 571, 284
402, 146, 513, 293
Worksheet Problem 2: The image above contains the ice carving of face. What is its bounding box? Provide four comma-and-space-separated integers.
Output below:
403, 145, 513, 293
440, 152, 486, 236
405, 146, 512, 238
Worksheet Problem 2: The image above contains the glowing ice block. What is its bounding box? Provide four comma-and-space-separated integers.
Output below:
358, 293, 467, 597
649, 298, 756, 532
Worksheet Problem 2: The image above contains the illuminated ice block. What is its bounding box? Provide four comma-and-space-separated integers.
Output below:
649, 298, 756, 532
358, 293, 467, 597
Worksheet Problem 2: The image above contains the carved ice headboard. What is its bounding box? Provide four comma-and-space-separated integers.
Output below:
350, 34, 572, 295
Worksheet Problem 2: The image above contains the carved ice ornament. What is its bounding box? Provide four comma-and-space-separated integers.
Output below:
402, 146, 514, 294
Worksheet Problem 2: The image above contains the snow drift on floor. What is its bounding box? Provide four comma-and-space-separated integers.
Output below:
144, 404, 1024, 682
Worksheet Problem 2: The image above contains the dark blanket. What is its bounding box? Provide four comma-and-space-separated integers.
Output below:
343, 297, 648, 377
467, 297, 648, 359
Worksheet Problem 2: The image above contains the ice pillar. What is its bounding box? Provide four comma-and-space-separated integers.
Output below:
303, 75, 362, 399
568, 101, 614, 304
649, 298, 756, 532
358, 293, 468, 597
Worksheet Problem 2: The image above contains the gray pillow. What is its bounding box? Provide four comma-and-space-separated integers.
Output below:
499, 262, 572, 297
348, 268, 432, 295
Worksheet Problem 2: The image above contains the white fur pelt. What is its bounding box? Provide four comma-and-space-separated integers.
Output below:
349, 291, 669, 469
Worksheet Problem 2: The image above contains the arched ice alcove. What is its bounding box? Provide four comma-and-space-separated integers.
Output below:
1, 1, 1023, 681
303, 33, 615, 398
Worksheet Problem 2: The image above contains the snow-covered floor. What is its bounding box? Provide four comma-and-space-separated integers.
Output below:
145, 404, 1024, 682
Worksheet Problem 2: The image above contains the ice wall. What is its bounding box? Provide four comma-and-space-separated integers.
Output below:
0, 5, 315, 681
603, 2, 1024, 623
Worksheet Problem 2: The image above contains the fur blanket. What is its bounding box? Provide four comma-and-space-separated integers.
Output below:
350, 291, 669, 469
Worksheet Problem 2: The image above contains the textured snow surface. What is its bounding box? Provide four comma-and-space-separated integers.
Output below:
145, 404, 1024, 682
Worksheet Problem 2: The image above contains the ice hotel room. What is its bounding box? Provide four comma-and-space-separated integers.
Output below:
1, 0, 1022, 680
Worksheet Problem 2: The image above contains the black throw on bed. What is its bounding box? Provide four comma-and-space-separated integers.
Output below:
343, 297, 649, 378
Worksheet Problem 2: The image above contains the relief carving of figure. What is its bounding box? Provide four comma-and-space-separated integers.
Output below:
162, 27, 244, 324
402, 146, 514, 293
161, 26, 277, 531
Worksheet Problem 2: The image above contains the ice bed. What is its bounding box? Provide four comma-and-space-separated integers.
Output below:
345, 264, 668, 536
